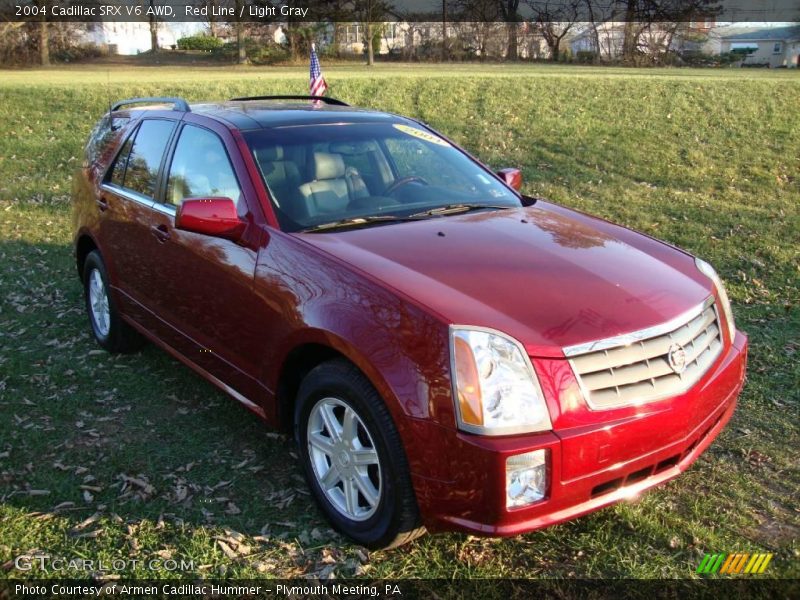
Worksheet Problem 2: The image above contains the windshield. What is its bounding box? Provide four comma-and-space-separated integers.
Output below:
243, 122, 521, 232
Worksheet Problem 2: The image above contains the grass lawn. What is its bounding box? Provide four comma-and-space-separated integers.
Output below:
0, 63, 798, 580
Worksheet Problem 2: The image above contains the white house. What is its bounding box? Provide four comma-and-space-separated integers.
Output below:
720, 25, 800, 67
569, 20, 722, 60
84, 22, 202, 55
328, 21, 547, 59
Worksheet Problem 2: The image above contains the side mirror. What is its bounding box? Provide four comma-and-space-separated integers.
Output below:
175, 197, 245, 241
497, 168, 523, 192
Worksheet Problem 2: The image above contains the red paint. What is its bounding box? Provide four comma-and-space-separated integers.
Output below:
72, 101, 748, 537
175, 197, 246, 240
497, 167, 523, 191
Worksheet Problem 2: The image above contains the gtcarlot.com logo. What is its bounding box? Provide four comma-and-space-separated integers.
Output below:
697, 552, 773, 575
14, 554, 195, 573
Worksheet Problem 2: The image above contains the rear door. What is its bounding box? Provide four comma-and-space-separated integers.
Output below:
98, 117, 178, 331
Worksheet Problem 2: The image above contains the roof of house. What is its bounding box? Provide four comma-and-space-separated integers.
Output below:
721, 25, 800, 42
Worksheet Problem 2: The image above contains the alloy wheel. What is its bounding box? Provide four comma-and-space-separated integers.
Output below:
88, 268, 110, 338
306, 397, 382, 521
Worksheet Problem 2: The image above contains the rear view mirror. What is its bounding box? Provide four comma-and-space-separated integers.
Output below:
497, 168, 523, 191
175, 198, 245, 241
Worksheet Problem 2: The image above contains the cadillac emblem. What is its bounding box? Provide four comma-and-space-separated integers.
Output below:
668, 343, 687, 374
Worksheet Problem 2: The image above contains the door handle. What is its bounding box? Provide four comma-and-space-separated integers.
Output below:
96, 197, 109, 212
151, 224, 171, 243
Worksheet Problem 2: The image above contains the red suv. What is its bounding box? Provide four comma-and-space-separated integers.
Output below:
72, 96, 747, 548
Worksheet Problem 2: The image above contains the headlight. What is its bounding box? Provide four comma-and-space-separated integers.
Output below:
450, 327, 552, 435
695, 257, 736, 342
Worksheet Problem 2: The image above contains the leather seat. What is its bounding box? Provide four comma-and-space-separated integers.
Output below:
298, 152, 353, 218
169, 142, 240, 206
254, 145, 304, 218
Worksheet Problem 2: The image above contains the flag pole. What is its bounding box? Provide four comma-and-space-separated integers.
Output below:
309, 40, 328, 102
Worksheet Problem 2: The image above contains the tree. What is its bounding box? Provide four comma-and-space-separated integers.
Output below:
148, 0, 159, 53
450, 0, 504, 59
235, 0, 246, 63
527, 0, 582, 61
498, 0, 522, 60
208, 0, 220, 37
39, 21, 50, 65
351, 0, 391, 65
583, 0, 611, 58
366, 0, 375, 65
35, 0, 49, 65
0, 20, 93, 66
442, 0, 449, 61
617, 0, 723, 64
456, 0, 519, 59
327, 0, 353, 57
621, 0, 637, 61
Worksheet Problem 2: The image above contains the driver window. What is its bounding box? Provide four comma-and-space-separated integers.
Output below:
384, 137, 471, 192
166, 125, 242, 208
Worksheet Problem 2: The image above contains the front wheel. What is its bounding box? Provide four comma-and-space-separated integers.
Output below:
295, 360, 424, 549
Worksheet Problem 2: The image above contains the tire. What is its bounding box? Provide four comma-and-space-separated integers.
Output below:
82, 250, 144, 354
295, 359, 425, 549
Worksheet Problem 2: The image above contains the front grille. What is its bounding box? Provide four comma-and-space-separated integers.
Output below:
565, 298, 722, 410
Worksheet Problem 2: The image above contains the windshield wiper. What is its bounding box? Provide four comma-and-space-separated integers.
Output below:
300, 215, 422, 233
408, 203, 513, 218
301, 204, 514, 232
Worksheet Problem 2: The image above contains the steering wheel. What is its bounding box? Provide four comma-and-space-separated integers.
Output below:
384, 176, 429, 196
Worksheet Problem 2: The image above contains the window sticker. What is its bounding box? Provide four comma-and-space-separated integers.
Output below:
393, 124, 451, 147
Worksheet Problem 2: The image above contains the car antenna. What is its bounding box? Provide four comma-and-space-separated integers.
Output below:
106, 70, 116, 129
107, 70, 111, 114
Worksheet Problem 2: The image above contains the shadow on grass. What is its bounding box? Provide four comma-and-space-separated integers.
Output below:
1, 239, 350, 574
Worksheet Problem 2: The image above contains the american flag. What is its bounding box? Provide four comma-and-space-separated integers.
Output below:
310, 43, 327, 98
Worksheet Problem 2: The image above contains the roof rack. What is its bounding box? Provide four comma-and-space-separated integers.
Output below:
111, 97, 191, 113
229, 95, 350, 107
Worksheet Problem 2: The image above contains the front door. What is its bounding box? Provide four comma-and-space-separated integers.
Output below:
142, 121, 269, 404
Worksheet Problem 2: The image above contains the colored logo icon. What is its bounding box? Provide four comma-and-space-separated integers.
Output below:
697, 552, 773, 575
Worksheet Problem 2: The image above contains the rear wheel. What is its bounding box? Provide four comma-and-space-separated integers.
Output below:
295, 359, 425, 549
82, 251, 144, 354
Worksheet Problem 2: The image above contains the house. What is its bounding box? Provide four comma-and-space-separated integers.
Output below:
569, 19, 729, 60
720, 25, 800, 67
334, 21, 409, 55
671, 19, 723, 55
569, 21, 682, 60
84, 22, 201, 55
328, 21, 548, 60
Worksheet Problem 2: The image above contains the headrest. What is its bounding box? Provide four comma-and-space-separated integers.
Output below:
255, 145, 284, 162
329, 141, 378, 155
313, 152, 345, 180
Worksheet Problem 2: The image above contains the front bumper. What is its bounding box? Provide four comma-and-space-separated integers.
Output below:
412, 331, 748, 535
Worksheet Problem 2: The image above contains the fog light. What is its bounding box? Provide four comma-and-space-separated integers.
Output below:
506, 449, 547, 509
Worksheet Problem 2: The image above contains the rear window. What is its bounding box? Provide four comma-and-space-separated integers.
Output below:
105, 119, 175, 199
108, 136, 133, 187
85, 115, 129, 167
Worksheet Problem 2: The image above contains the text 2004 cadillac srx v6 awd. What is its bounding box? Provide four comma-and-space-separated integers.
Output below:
72, 95, 747, 548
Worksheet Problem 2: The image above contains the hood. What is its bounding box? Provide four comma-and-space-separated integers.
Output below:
297, 201, 712, 356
